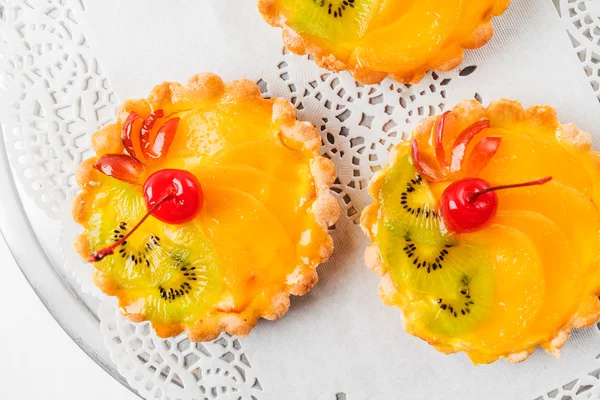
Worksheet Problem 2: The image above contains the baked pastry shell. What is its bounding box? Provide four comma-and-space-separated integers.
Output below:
73, 73, 340, 341
258, 1, 510, 84
360, 98, 600, 363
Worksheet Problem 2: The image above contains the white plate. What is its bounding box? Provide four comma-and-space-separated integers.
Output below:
2, 0, 600, 398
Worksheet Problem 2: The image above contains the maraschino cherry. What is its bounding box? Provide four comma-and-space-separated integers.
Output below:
144, 169, 203, 225
88, 110, 203, 263
88, 169, 203, 263
439, 176, 552, 233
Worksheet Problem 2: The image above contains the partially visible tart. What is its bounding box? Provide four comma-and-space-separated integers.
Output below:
258, 0, 510, 84
73, 73, 339, 341
361, 99, 600, 363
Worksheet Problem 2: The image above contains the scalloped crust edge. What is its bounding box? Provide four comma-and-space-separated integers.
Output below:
258, 1, 510, 85
360, 98, 600, 364
73, 73, 340, 341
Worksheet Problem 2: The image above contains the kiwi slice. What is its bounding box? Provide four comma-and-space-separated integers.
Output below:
379, 145, 443, 242
378, 218, 494, 337
143, 236, 222, 324
377, 222, 491, 294
410, 265, 493, 336
377, 143, 494, 335
88, 184, 160, 288
88, 178, 222, 323
285, 0, 378, 44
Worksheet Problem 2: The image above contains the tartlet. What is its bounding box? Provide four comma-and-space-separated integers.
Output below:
258, 0, 510, 84
361, 99, 600, 364
73, 73, 340, 341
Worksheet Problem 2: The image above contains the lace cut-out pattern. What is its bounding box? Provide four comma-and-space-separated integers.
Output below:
555, 0, 600, 100
99, 299, 266, 400
0, 0, 118, 217
260, 48, 481, 226
534, 328, 600, 399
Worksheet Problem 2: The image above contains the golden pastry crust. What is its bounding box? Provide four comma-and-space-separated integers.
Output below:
73, 73, 339, 341
258, 1, 510, 84
360, 98, 600, 363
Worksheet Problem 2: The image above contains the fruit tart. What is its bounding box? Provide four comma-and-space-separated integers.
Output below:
361, 99, 600, 364
73, 73, 339, 341
258, 0, 510, 84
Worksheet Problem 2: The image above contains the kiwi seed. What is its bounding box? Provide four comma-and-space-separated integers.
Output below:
400, 174, 438, 218
159, 264, 199, 302
437, 276, 476, 318
401, 236, 454, 273
110, 221, 160, 267
313, 0, 355, 19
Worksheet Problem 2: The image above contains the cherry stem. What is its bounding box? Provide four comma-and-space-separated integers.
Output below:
88, 187, 176, 263
469, 176, 553, 203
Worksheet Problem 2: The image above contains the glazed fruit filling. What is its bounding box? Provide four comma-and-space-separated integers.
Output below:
80, 84, 330, 328
275, 0, 507, 73
376, 107, 600, 363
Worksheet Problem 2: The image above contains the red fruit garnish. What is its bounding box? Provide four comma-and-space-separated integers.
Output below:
88, 189, 175, 263
89, 111, 193, 262
463, 136, 502, 176
140, 109, 165, 156
450, 120, 491, 172
434, 111, 451, 171
143, 169, 203, 225
121, 112, 141, 161
412, 139, 445, 182
411, 112, 496, 182
93, 154, 145, 185
144, 117, 180, 163
94, 110, 181, 186
121, 110, 179, 163
88, 168, 203, 263
439, 176, 552, 233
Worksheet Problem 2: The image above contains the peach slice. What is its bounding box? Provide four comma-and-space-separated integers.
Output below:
463, 225, 545, 358
496, 180, 600, 269
478, 131, 593, 197
211, 140, 315, 205
199, 186, 296, 312
494, 211, 582, 340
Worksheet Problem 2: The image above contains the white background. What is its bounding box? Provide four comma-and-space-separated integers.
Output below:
0, 235, 138, 400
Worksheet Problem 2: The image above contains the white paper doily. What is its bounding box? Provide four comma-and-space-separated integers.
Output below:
0, 0, 117, 217
4, 0, 600, 398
